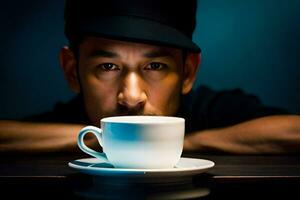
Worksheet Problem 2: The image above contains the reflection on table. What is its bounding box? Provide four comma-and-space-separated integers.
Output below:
68, 173, 210, 199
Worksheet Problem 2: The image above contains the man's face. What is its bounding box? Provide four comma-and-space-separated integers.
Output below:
71, 37, 191, 126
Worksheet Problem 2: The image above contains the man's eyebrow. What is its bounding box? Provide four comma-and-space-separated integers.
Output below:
143, 49, 174, 58
89, 50, 120, 58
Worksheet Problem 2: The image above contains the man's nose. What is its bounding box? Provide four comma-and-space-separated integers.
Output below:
117, 72, 147, 108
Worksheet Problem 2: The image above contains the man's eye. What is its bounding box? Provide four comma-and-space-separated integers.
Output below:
99, 63, 119, 71
145, 62, 166, 70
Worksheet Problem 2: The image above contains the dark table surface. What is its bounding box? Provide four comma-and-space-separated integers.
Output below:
1, 153, 300, 199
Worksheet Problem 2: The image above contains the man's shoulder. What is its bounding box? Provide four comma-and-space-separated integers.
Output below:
181, 85, 290, 132
185, 85, 288, 114
23, 95, 89, 124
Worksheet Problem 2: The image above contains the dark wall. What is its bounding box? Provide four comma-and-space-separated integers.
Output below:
1, 0, 299, 119
194, 0, 300, 114
0, 0, 73, 119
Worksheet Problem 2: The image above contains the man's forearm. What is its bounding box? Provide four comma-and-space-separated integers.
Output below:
184, 115, 300, 154
0, 120, 86, 154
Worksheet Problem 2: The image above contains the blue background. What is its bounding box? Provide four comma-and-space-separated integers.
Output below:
1, 0, 299, 119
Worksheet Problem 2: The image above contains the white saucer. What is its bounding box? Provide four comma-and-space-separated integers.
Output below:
68, 157, 215, 177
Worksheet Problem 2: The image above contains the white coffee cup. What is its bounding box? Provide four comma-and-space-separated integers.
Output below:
77, 116, 185, 169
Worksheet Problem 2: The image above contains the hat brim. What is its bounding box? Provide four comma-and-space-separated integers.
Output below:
75, 15, 201, 53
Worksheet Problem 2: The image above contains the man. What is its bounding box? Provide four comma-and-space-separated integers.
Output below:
1, 0, 300, 154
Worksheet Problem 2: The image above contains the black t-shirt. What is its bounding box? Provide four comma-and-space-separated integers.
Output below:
23, 86, 289, 134
178, 86, 289, 133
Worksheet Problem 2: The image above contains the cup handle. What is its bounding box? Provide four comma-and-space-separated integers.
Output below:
78, 126, 109, 162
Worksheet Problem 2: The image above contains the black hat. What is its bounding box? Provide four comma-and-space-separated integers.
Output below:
64, 0, 200, 52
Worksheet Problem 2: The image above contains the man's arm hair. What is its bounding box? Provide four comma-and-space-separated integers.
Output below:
184, 115, 300, 154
